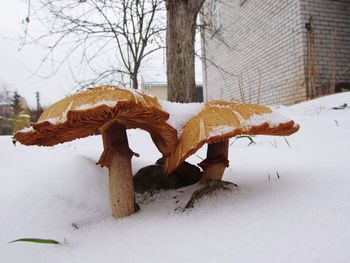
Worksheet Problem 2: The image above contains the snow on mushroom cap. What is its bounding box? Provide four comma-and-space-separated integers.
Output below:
208, 125, 236, 138
242, 111, 290, 128
164, 100, 300, 174
37, 86, 153, 124
17, 126, 34, 133
13, 86, 178, 156
159, 100, 204, 137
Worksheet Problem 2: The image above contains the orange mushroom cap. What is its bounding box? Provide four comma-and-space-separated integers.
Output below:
13, 86, 177, 156
164, 100, 300, 174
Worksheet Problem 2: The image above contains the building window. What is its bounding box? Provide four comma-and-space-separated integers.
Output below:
211, 0, 221, 31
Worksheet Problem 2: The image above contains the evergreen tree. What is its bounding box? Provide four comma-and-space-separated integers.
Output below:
31, 91, 44, 123
11, 91, 23, 117
11, 91, 30, 133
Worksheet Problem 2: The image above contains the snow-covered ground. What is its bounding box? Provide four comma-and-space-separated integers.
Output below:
1, 92, 350, 263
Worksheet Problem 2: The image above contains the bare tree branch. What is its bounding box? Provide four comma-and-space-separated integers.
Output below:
23, 0, 165, 90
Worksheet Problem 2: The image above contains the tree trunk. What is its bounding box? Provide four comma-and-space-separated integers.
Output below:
131, 73, 138, 90
98, 120, 135, 218
166, 0, 199, 103
199, 140, 229, 182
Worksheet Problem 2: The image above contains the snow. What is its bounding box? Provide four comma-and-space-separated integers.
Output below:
160, 100, 204, 136
209, 125, 236, 137
42, 117, 63, 125
75, 100, 119, 111
18, 126, 34, 133
17, 114, 31, 118
1, 92, 350, 263
242, 111, 290, 127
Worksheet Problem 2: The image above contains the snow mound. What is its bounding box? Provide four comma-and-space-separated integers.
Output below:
1, 92, 350, 263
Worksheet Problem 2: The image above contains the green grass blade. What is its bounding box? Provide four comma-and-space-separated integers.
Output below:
195, 154, 204, 161
9, 238, 60, 245
230, 135, 256, 146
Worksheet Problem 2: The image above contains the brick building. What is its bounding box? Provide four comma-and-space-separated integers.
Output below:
201, 0, 350, 105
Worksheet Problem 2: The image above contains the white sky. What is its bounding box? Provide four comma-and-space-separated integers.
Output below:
0, 1, 202, 108
0, 1, 74, 107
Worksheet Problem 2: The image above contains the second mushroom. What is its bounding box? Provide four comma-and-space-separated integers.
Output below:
164, 100, 300, 207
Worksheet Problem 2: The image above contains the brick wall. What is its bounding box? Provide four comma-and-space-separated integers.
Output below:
299, 0, 350, 95
201, 0, 307, 105
201, 0, 350, 105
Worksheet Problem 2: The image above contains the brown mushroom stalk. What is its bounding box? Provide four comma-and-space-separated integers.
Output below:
97, 120, 136, 218
185, 140, 237, 209
199, 140, 230, 183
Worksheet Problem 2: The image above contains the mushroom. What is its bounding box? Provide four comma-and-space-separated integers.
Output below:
13, 86, 177, 218
164, 100, 300, 207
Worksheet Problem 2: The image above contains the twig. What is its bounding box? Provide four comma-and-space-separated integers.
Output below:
269, 140, 278, 148
284, 137, 291, 148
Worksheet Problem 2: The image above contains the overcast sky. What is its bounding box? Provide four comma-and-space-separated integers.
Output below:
0, 1, 202, 108
0, 1, 72, 107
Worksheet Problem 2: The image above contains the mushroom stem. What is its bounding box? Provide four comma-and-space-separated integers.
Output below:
99, 120, 135, 218
199, 140, 229, 183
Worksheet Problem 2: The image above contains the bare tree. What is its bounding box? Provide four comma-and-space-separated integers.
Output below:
25, 0, 210, 102
24, 0, 165, 90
